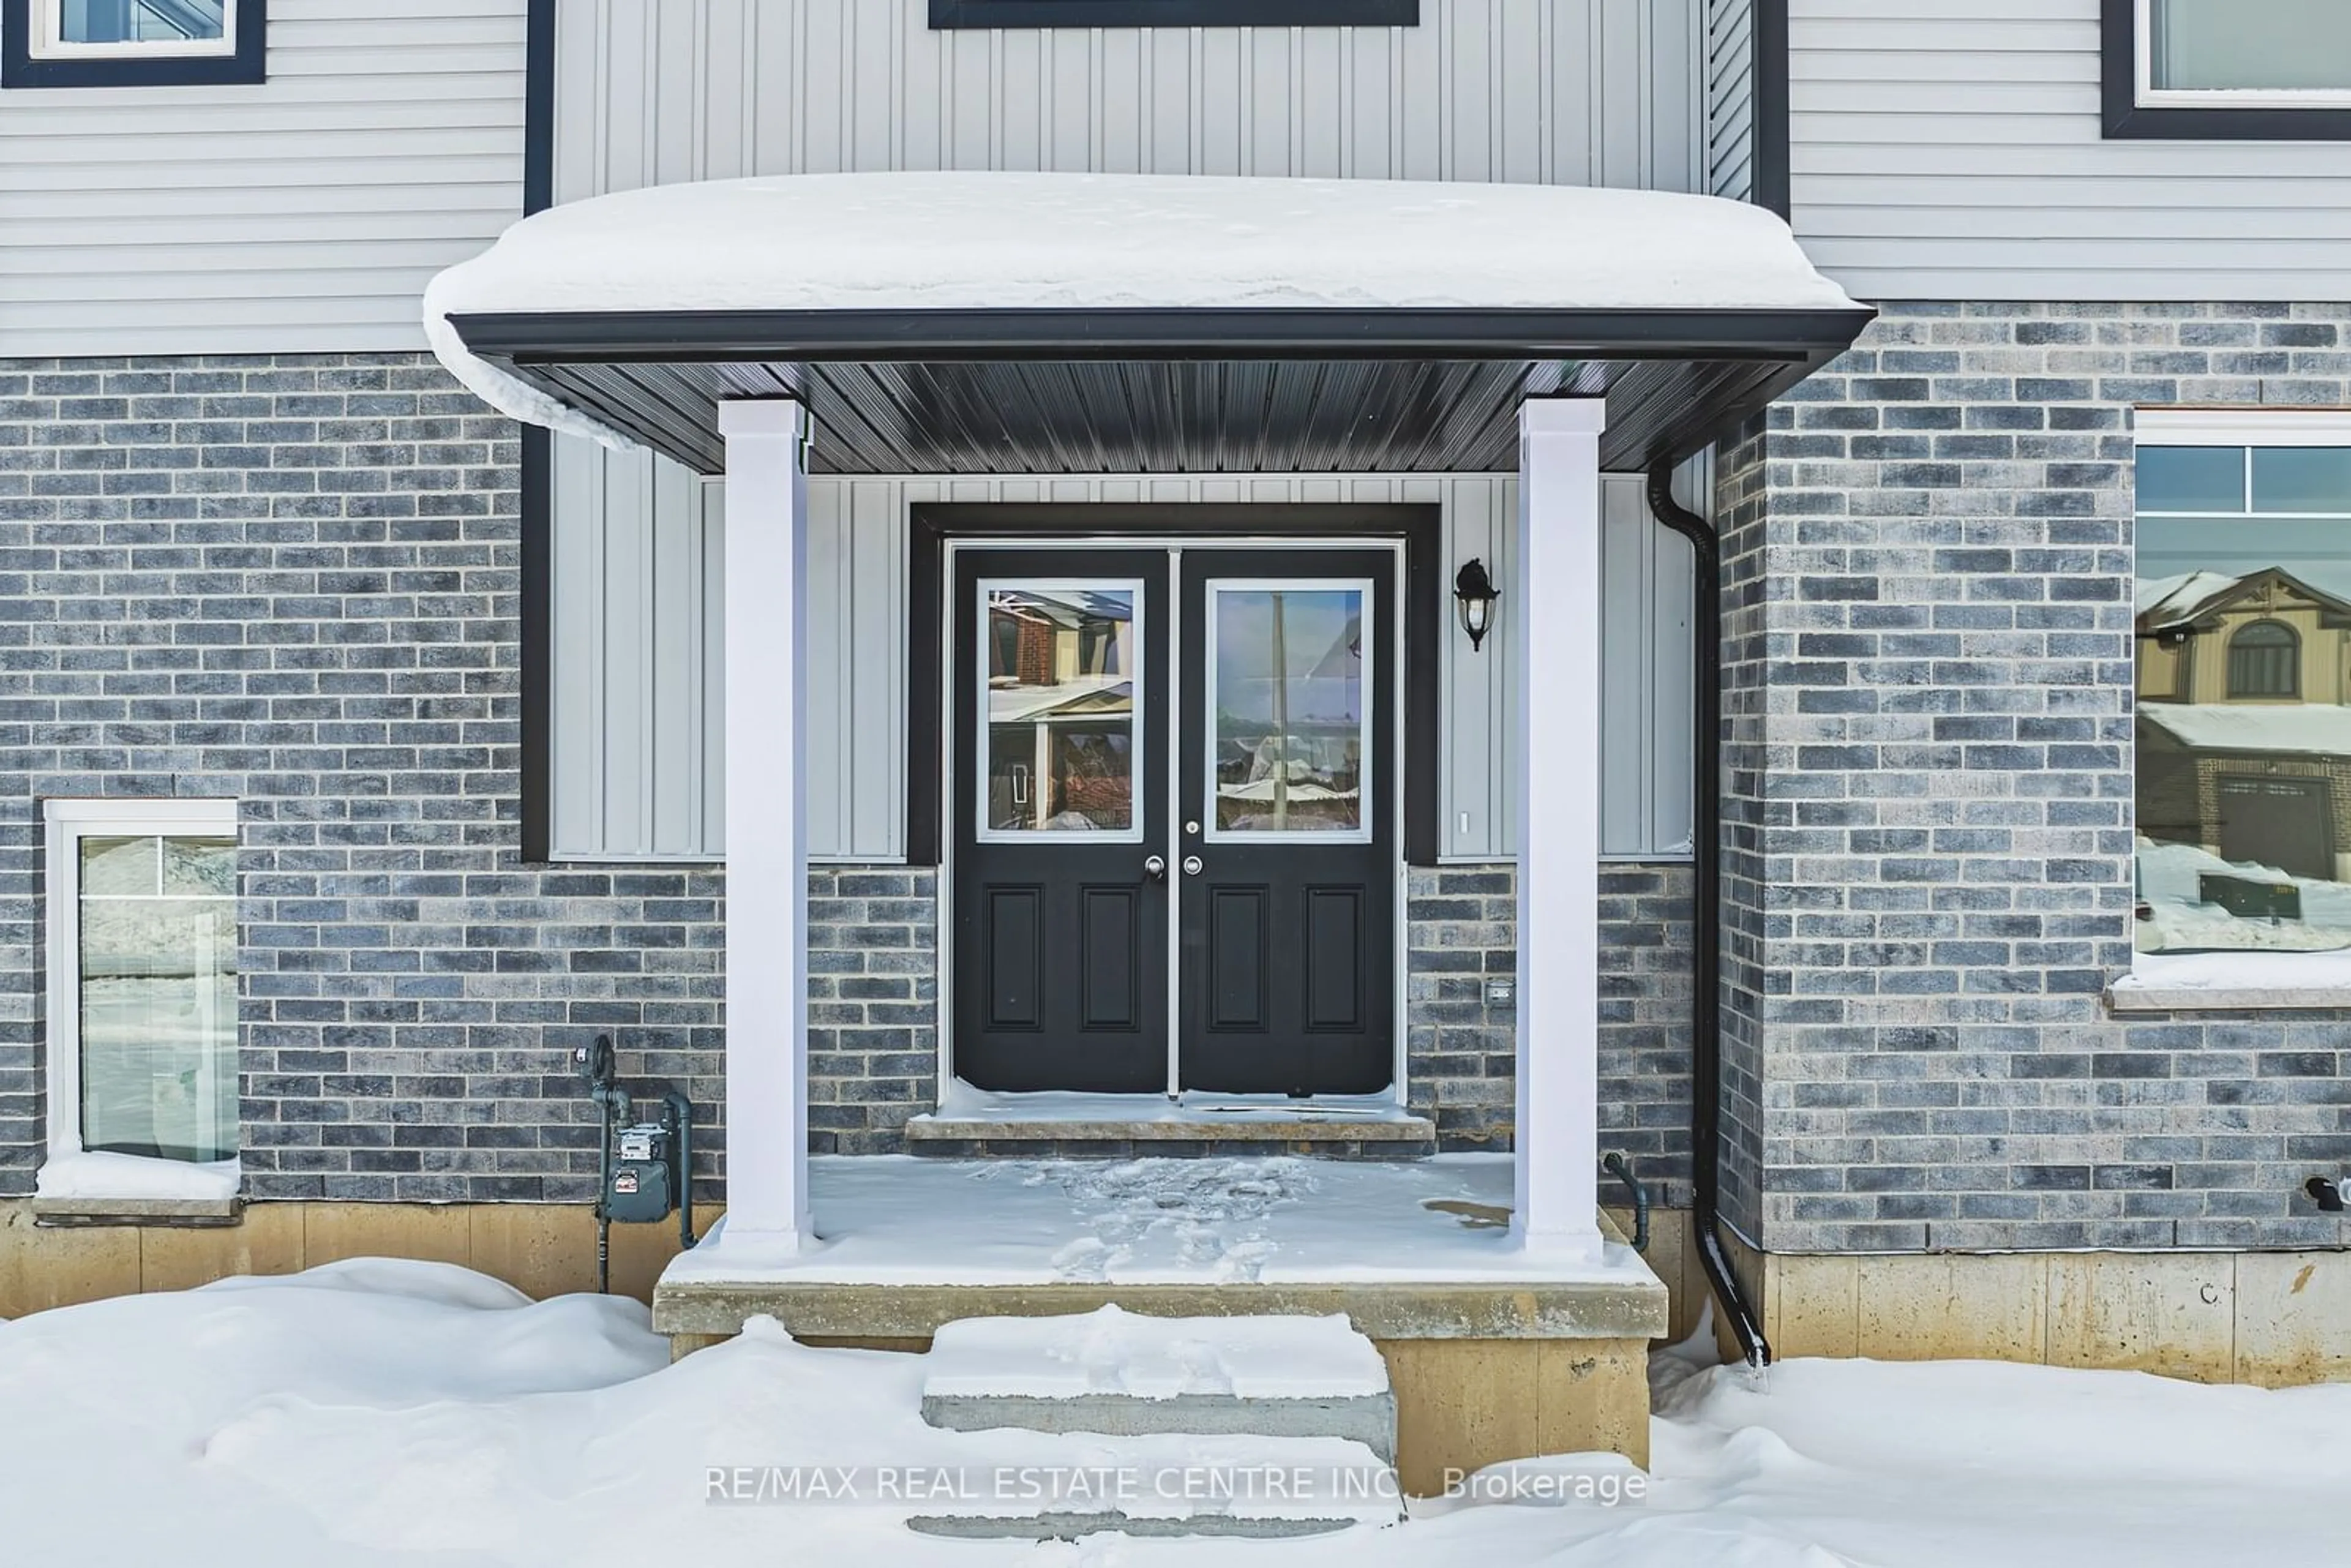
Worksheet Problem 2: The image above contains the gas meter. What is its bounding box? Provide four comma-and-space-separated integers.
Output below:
574, 1035, 697, 1289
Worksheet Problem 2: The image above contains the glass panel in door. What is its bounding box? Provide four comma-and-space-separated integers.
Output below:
1205, 582, 1371, 840
977, 582, 1141, 838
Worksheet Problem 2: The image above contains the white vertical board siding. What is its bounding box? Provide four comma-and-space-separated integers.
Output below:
1788, 0, 2351, 301
1706, 0, 1755, 203
551, 469, 1693, 864
549, 440, 724, 860
551, 0, 1704, 201
0, 0, 527, 355
1599, 473, 1697, 858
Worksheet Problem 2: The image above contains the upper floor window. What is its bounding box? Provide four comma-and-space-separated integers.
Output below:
2, 0, 265, 89
2104, 0, 2351, 139
931, 0, 1415, 28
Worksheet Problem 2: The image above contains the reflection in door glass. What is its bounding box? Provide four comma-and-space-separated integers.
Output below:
981, 585, 1138, 833
1212, 586, 1367, 835
2134, 442, 2351, 961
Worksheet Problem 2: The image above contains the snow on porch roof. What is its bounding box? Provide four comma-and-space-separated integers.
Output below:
424, 170, 1872, 473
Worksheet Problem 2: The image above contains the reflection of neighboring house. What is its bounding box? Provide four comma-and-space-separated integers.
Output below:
985, 593, 1136, 830
988, 592, 1132, 692
2136, 568, 2351, 881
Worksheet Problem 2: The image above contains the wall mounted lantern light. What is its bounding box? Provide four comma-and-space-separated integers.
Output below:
1454, 558, 1499, 651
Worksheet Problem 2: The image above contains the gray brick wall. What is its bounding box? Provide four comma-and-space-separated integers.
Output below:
1406, 863, 1695, 1189
0, 352, 1695, 1205
808, 867, 937, 1154
0, 353, 714, 1201
1715, 301, 2351, 1253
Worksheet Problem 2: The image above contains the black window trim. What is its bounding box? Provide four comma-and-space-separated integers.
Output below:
2102, 0, 2351, 141
2, 0, 263, 88
931, 0, 1416, 29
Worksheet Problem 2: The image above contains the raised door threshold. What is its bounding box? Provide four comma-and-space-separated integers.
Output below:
903, 1087, 1436, 1152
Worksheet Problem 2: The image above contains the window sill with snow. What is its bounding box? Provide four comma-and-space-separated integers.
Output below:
31, 1151, 244, 1227
2108, 950, 2351, 1013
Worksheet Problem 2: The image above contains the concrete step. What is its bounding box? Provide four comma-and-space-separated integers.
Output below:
918, 1304, 1396, 1459
901, 1430, 1401, 1541
909, 1305, 1401, 1539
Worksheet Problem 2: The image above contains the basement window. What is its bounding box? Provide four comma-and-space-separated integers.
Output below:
2104, 0, 2351, 139
931, 1, 1417, 28
2, 0, 266, 89
2121, 410, 2351, 1008
37, 798, 241, 1212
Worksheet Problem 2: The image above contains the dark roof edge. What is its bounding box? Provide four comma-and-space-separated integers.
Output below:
447, 306, 1876, 364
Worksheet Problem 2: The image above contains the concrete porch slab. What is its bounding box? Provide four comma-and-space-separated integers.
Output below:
653, 1154, 1667, 1343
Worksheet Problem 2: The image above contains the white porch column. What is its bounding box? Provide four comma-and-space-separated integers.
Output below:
1513, 397, 1608, 1258
719, 399, 811, 1247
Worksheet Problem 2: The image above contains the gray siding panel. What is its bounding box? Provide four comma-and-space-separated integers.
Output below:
552, 0, 1704, 201
0, 0, 527, 355
1707, 0, 1755, 202
550, 465, 1692, 865
1788, 0, 2351, 300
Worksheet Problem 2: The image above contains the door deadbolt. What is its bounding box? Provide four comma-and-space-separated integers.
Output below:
1182, 855, 1204, 876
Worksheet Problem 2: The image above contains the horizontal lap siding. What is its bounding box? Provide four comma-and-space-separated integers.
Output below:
0, 0, 528, 356
1788, 0, 2351, 301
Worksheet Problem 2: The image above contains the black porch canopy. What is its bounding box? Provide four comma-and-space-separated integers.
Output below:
444, 304, 1872, 476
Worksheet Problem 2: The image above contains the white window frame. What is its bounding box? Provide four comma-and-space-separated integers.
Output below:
973, 577, 1148, 846
2115, 408, 2351, 1011
2133, 0, 2351, 111
40, 797, 241, 1186
28, 0, 238, 59
1200, 576, 1377, 847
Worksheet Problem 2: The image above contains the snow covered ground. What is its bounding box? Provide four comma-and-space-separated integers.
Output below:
2135, 835, 2351, 955
5, 1259, 2347, 1567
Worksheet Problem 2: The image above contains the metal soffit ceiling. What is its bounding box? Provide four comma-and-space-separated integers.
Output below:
451, 307, 1874, 476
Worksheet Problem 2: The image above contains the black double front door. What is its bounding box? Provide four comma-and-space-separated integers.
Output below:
951, 544, 1397, 1097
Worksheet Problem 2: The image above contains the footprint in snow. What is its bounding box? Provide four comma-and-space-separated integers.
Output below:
1051, 1236, 1125, 1282
1214, 1239, 1277, 1283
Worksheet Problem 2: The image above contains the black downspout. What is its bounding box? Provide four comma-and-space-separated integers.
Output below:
1646, 459, 1773, 1370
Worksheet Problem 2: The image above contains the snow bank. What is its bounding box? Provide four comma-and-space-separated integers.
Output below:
2134, 836, 2351, 958
7, 1259, 2350, 1565
422, 170, 1862, 446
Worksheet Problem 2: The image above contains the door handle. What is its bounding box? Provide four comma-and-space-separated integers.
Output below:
1182, 855, 1204, 877
1144, 855, 1167, 881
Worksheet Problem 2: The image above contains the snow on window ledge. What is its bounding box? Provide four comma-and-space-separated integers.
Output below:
2109, 950, 2351, 1013
32, 1150, 242, 1223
